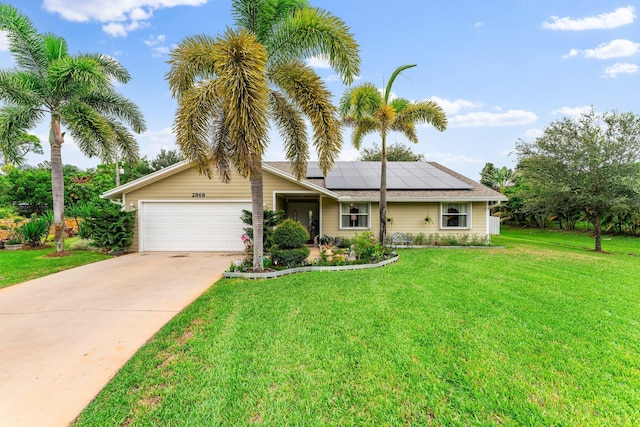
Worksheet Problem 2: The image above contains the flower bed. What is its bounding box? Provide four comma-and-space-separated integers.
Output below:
223, 253, 399, 279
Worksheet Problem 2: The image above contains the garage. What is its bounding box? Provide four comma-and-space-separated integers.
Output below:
140, 201, 251, 251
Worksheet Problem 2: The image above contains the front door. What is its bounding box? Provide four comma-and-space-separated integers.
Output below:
286, 200, 319, 243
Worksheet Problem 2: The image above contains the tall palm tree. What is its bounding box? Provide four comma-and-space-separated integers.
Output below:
168, 29, 270, 267
0, 4, 146, 252
168, 0, 360, 270
339, 64, 447, 246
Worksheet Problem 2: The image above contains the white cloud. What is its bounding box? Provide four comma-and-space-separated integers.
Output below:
563, 39, 640, 59
474, 22, 483, 28
603, 62, 639, 77
144, 34, 172, 56
448, 110, 537, 128
43, 0, 207, 37
428, 96, 482, 115
102, 22, 127, 38
306, 55, 331, 69
542, 6, 635, 30
552, 106, 591, 118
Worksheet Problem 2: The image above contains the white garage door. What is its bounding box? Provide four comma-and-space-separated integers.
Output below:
141, 202, 251, 251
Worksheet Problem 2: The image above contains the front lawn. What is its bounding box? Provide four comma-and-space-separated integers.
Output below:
76, 229, 640, 425
0, 242, 111, 288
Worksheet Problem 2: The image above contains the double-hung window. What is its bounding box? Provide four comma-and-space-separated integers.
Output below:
341, 202, 369, 229
440, 202, 470, 229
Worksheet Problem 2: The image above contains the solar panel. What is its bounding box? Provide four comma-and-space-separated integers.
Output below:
305, 161, 473, 190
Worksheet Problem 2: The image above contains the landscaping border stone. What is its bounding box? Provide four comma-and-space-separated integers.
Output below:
223, 254, 399, 279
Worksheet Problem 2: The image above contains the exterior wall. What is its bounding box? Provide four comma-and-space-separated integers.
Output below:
321, 200, 490, 242
124, 168, 309, 252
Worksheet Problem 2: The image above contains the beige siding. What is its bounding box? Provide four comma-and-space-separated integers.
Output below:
386, 202, 440, 235
124, 168, 310, 252
321, 201, 489, 242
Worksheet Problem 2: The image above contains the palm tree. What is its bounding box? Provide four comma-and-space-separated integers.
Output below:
168, 29, 270, 267
0, 4, 146, 252
339, 64, 447, 246
168, 0, 360, 270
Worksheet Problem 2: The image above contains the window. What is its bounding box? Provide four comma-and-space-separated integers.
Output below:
441, 202, 470, 228
341, 202, 369, 229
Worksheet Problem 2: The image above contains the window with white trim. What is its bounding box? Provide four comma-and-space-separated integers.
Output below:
340, 202, 370, 229
440, 202, 471, 228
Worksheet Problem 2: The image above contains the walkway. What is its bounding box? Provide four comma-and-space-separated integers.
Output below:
0, 251, 239, 427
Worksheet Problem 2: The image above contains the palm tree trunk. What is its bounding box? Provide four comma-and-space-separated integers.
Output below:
379, 133, 387, 246
250, 159, 264, 271
49, 115, 65, 252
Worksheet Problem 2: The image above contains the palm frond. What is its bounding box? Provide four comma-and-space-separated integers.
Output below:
59, 100, 115, 158
350, 116, 378, 150
81, 89, 147, 133
269, 7, 360, 84
83, 53, 131, 84
212, 28, 270, 174
269, 90, 308, 179
0, 70, 42, 107
270, 60, 340, 174
166, 34, 219, 99
174, 80, 219, 178
384, 64, 416, 104
390, 97, 410, 113
391, 121, 418, 143
42, 33, 68, 62
0, 4, 48, 78
209, 104, 234, 183
339, 83, 381, 121
232, 0, 308, 43
107, 120, 140, 163
0, 104, 44, 164
396, 100, 448, 132
48, 56, 110, 98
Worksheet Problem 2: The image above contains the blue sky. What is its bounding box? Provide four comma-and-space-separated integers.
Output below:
2, 0, 639, 180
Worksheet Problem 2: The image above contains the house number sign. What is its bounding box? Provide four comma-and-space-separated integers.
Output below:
192, 192, 206, 198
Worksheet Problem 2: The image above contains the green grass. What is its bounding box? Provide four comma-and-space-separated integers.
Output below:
76, 229, 640, 426
0, 240, 111, 288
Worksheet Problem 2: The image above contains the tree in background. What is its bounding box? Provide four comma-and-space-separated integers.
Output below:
151, 149, 183, 171
0, 5, 146, 252
359, 142, 425, 162
516, 108, 640, 252
480, 163, 513, 194
0, 132, 42, 166
168, 0, 359, 270
340, 64, 447, 246
2, 165, 52, 215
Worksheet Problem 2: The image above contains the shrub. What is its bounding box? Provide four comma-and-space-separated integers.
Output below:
273, 219, 309, 249
18, 212, 53, 247
352, 231, 380, 260
83, 205, 136, 253
336, 237, 351, 248
270, 245, 310, 267
241, 209, 284, 251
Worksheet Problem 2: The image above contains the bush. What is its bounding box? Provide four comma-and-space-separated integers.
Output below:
273, 219, 309, 249
82, 205, 136, 253
352, 231, 381, 261
18, 212, 53, 247
241, 209, 284, 251
270, 245, 310, 267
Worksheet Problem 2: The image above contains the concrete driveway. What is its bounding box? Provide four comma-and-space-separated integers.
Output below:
0, 251, 241, 427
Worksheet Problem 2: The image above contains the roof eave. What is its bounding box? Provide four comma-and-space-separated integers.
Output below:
101, 160, 192, 199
